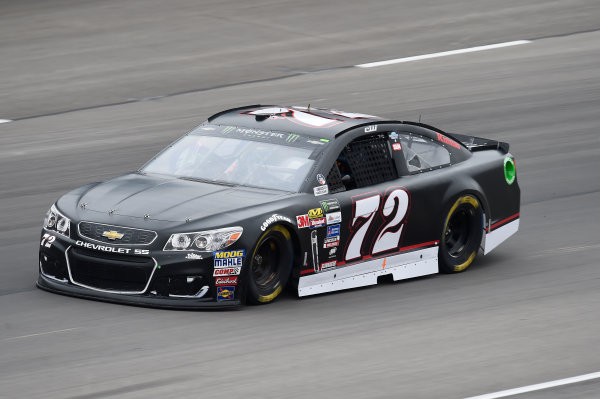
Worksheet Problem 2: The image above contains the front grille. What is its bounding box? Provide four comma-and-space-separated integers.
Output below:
78, 222, 157, 245
67, 247, 156, 293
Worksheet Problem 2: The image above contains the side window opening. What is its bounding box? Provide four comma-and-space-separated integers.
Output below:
398, 133, 451, 173
326, 133, 398, 191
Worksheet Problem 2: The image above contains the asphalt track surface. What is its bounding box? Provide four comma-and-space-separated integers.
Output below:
1, 1, 600, 398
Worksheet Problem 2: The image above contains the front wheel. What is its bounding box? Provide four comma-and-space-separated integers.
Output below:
246, 225, 293, 304
439, 195, 483, 273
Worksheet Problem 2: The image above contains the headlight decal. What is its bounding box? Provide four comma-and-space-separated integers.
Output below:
43, 204, 71, 238
164, 226, 243, 252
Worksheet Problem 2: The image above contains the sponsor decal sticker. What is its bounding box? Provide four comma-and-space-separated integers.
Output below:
365, 125, 377, 133
75, 240, 149, 255
389, 131, 399, 140
314, 185, 329, 196
320, 260, 337, 271
320, 198, 340, 213
316, 173, 326, 185
261, 213, 293, 231
308, 208, 324, 219
326, 211, 342, 225
213, 267, 242, 276
324, 236, 340, 248
309, 217, 326, 229
296, 214, 310, 229
215, 276, 238, 286
328, 247, 337, 257
326, 224, 340, 237
217, 286, 235, 301
392, 143, 402, 151
186, 253, 203, 260
286, 133, 300, 143
436, 132, 461, 149
214, 250, 245, 268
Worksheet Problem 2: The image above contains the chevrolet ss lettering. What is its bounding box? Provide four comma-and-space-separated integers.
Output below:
38, 105, 519, 308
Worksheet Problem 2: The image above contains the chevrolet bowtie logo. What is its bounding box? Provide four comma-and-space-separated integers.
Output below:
102, 230, 124, 240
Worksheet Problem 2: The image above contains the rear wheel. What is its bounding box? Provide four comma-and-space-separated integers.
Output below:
439, 195, 483, 273
246, 225, 293, 304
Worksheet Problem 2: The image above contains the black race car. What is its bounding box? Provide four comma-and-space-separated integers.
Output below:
38, 105, 520, 308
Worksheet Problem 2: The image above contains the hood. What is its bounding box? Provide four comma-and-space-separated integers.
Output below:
78, 173, 289, 222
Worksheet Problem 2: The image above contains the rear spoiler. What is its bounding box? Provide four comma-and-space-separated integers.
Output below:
447, 133, 510, 154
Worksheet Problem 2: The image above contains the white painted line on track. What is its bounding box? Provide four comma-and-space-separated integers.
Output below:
1, 327, 83, 341
356, 40, 531, 68
0, 119, 13, 124
464, 371, 600, 399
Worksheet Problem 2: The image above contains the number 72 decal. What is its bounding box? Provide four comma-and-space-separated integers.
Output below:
344, 188, 410, 262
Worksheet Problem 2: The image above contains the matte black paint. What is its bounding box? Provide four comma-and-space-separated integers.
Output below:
37, 105, 520, 308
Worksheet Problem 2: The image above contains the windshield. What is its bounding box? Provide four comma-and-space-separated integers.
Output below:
141, 134, 315, 191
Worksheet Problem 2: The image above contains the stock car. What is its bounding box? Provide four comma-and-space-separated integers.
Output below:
38, 105, 520, 308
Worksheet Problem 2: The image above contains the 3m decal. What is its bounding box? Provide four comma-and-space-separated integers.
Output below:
215, 276, 238, 286
309, 217, 326, 229
308, 208, 324, 219
320, 198, 340, 213
326, 211, 342, 225
41, 233, 56, 248
326, 224, 340, 237
296, 214, 310, 229
392, 143, 402, 151
313, 185, 329, 196
345, 188, 410, 261
261, 214, 293, 231
217, 286, 235, 301
436, 132, 461, 149
213, 267, 242, 276
316, 173, 326, 185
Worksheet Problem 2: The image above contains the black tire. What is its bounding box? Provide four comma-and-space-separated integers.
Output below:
246, 225, 293, 304
439, 194, 483, 273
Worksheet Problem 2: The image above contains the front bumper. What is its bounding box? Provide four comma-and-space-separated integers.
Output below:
38, 229, 243, 309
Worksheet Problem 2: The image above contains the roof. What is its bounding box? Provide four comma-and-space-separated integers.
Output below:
207, 105, 387, 139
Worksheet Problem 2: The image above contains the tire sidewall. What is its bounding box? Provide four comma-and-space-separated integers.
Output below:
246, 225, 293, 304
439, 194, 483, 273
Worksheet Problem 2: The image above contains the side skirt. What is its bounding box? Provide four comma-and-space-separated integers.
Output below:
483, 218, 519, 255
298, 246, 438, 297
